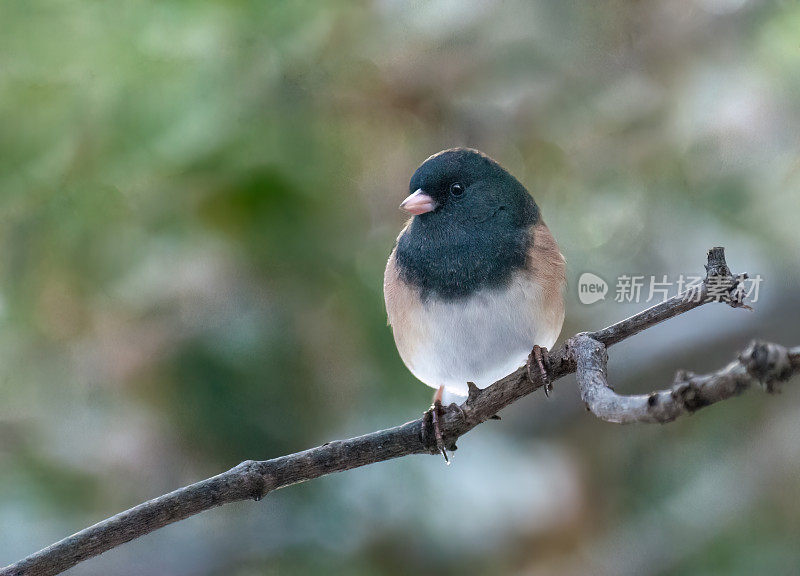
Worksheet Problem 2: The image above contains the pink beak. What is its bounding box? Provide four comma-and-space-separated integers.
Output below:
399, 189, 437, 215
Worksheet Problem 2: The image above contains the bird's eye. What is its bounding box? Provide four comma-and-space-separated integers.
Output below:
450, 182, 465, 196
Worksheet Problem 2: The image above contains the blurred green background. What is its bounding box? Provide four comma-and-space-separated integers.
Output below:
2, 1, 800, 574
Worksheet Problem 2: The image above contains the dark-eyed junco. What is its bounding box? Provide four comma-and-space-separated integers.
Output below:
384, 148, 566, 458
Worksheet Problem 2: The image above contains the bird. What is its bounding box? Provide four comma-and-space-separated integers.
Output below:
383, 148, 566, 460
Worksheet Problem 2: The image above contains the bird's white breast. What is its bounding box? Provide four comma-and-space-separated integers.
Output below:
385, 262, 564, 398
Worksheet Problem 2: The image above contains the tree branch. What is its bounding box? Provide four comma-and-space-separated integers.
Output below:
574, 336, 799, 424
3, 247, 798, 576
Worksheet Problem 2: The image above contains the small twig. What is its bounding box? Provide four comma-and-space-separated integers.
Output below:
3, 247, 798, 576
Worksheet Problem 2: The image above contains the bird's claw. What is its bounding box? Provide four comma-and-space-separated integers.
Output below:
422, 386, 450, 464
422, 402, 449, 463
430, 398, 449, 464
528, 345, 552, 396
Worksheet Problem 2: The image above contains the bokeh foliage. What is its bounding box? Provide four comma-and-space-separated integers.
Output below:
1, 1, 799, 574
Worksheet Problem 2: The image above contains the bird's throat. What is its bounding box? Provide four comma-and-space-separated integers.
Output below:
394, 219, 532, 300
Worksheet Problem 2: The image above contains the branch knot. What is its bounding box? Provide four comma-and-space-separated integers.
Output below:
740, 341, 792, 393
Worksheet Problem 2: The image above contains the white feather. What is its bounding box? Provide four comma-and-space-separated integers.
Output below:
395, 270, 564, 397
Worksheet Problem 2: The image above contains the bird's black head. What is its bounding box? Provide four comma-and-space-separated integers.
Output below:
402, 148, 538, 227
395, 148, 540, 300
